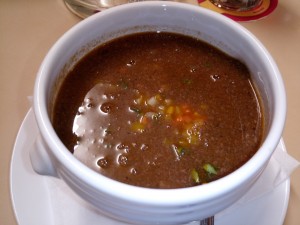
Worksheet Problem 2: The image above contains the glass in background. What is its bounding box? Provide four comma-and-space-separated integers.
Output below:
209, 0, 262, 11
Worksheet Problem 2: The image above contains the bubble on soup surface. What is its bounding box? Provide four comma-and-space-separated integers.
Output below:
117, 154, 128, 166
190, 67, 197, 73
130, 168, 137, 175
116, 143, 130, 153
100, 102, 114, 114
126, 59, 136, 67
83, 98, 94, 108
97, 157, 109, 168
140, 144, 149, 151
210, 74, 221, 82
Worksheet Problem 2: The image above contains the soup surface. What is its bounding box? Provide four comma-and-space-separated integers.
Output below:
53, 32, 263, 189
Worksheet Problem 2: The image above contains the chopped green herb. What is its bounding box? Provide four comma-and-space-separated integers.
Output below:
176, 146, 189, 156
117, 79, 129, 89
191, 168, 200, 184
203, 163, 218, 175
177, 146, 184, 156
183, 78, 192, 85
203, 62, 212, 68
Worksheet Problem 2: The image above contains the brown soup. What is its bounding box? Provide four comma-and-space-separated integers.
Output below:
52, 32, 263, 189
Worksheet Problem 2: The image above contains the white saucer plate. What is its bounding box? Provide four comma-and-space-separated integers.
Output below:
10, 109, 290, 225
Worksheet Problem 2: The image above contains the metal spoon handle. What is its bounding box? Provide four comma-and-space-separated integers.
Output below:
200, 216, 214, 225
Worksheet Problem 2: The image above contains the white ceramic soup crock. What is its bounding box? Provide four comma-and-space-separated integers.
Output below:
31, 2, 286, 224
